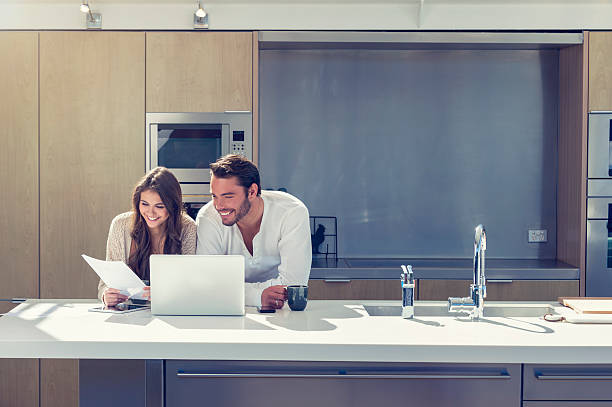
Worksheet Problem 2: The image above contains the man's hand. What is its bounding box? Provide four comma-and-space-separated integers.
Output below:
103, 288, 129, 306
261, 285, 287, 309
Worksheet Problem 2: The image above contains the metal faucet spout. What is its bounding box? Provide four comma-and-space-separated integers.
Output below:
448, 224, 487, 320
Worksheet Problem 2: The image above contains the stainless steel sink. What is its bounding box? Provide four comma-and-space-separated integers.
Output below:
363, 302, 556, 318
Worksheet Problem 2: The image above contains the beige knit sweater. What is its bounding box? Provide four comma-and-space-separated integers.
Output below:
97, 211, 197, 302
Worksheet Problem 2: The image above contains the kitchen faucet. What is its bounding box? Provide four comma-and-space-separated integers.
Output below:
448, 224, 487, 320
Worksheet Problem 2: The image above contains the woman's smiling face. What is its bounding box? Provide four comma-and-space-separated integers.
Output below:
139, 189, 169, 231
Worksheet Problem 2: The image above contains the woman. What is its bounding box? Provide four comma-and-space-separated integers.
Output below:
99, 167, 197, 306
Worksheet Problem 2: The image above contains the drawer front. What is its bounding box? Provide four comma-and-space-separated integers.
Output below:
524, 364, 612, 401
80, 360, 147, 407
167, 361, 520, 407
524, 403, 612, 407
308, 279, 401, 300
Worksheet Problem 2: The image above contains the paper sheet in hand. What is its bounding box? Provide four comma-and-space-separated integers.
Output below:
82, 254, 146, 300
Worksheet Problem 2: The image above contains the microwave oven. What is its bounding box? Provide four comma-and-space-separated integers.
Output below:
145, 112, 252, 201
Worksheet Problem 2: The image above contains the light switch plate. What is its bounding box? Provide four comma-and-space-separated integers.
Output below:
528, 229, 548, 243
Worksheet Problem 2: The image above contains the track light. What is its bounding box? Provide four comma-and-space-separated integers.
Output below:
194, 1, 209, 29
80, 1, 102, 29
195, 3, 206, 18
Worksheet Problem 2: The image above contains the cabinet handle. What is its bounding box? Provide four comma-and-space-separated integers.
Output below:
224, 110, 251, 114
177, 372, 511, 380
487, 280, 513, 283
324, 279, 351, 283
536, 374, 612, 380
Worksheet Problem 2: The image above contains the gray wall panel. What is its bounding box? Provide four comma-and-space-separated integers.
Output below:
259, 49, 558, 258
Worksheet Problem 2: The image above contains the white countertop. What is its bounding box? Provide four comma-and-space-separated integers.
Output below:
1, 299, 612, 364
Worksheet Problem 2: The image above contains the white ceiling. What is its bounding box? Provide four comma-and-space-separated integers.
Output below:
0, 0, 611, 30
3, 0, 612, 3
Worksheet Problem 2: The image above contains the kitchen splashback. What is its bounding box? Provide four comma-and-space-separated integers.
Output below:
259, 49, 559, 259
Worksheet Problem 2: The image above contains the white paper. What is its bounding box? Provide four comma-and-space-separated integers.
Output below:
82, 254, 146, 300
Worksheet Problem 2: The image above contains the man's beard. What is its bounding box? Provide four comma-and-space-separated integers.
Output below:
222, 196, 251, 226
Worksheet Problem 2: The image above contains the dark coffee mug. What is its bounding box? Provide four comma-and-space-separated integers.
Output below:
287, 285, 308, 311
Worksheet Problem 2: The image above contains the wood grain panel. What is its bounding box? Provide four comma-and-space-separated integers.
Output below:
252, 31, 259, 165
558, 38, 588, 296
0, 302, 19, 315
308, 279, 401, 300
0, 359, 39, 407
0, 32, 40, 407
40, 360, 79, 407
146, 32, 252, 112
0, 32, 39, 302
418, 280, 579, 301
0, 305, 37, 407
589, 31, 612, 111
39, 31, 145, 300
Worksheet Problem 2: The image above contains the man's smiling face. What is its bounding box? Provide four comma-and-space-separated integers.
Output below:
210, 175, 252, 226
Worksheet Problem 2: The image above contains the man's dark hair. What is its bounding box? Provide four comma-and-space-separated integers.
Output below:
210, 154, 261, 196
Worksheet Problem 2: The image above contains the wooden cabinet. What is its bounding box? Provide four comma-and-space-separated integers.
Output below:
39, 31, 145, 299
40, 360, 79, 407
146, 32, 253, 112
418, 280, 579, 301
558, 41, 587, 296
589, 32, 612, 111
0, 357, 39, 407
309, 279, 578, 302
0, 31, 39, 311
38, 31, 146, 407
308, 279, 401, 300
0, 31, 40, 407
0, 305, 39, 407
1, 30, 256, 407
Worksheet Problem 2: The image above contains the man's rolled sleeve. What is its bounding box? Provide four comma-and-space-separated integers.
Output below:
277, 205, 312, 286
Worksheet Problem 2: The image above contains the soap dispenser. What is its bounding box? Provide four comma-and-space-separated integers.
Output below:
401, 265, 414, 319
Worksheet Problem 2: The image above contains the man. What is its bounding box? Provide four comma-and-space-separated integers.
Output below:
196, 154, 312, 309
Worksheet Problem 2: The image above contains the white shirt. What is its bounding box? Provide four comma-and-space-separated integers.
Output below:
195, 190, 312, 307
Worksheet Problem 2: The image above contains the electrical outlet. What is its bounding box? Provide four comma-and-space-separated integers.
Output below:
528, 229, 548, 243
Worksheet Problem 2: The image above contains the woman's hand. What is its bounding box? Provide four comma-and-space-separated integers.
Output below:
103, 288, 129, 307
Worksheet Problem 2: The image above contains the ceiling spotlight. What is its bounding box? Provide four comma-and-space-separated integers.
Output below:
195, 2, 207, 18
79, 1, 102, 29
193, 1, 209, 29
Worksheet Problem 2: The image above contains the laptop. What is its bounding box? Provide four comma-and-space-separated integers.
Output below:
149, 254, 245, 316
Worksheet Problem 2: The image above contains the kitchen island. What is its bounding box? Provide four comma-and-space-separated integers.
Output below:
1, 299, 612, 406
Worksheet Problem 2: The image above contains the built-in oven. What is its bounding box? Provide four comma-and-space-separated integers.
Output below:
586, 192, 612, 296
146, 112, 252, 213
587, 112, 612, 178
586, 112, 612, 295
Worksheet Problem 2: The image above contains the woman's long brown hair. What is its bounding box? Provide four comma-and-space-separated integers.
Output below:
128, 167, 183, 280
